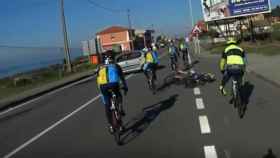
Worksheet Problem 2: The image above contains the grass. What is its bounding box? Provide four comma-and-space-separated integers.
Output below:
207, 41, 280, 56
0, 63, 97, 100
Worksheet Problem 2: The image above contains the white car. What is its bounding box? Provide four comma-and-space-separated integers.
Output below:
115, 51, 145, 73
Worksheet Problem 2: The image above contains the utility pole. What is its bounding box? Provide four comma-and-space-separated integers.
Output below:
60, 0, 72, 72
188, 0, 194, 28
127, 9, 134, 51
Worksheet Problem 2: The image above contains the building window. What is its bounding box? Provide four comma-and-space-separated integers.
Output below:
110, 34, 115, 40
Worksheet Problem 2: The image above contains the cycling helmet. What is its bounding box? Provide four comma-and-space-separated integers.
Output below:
227, 37, 237, 45
104, 50, 114, 64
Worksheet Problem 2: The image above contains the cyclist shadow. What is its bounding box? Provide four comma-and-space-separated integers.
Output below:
120, 94, 178, 145
262, 148, 277, 158
239, 81, 255, 117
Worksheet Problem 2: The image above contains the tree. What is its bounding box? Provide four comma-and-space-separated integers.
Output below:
272, 5, 280, 17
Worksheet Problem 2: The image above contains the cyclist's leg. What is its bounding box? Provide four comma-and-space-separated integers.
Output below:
182, 50, 186, 62
221, 69, 232, 87
112, 83, 125, 115
152, 63, 157, 80
100, 85, 113, 126
143, 63, 150, 79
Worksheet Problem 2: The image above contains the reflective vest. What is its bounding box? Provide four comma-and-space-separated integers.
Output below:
97, 64, 120, 86
224, 45, 245, 65
145, 51, 158, 64
180, 43, 186, 50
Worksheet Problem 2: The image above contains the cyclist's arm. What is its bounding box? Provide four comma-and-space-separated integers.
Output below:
242, 51, 248, 66
219, 51, 226, 72
116, 64, 127, 88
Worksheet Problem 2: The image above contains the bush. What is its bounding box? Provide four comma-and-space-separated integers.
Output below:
272, 23, 280, 41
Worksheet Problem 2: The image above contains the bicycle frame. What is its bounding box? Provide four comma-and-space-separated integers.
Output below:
110, 91, 119, 120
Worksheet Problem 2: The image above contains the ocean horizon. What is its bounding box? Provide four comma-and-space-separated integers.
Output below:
0, 46, 82, 78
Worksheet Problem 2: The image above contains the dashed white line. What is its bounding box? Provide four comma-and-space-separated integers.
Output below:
204, 145, 218, 158
194, 87, 201, 95
199, 115, 211, 134
196, 98, 205, 110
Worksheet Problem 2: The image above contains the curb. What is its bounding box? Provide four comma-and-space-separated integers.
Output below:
0, 70, 96, 112
247, 67, 280, 88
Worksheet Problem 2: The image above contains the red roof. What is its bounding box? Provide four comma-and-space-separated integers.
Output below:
96, 26, 130, 35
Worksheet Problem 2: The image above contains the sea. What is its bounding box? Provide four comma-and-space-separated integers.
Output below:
0, 46, 83, 78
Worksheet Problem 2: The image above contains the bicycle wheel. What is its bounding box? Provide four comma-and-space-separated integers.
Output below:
151, 78, 156, 94
235, 89, 244, 118
111, 98, 122, 145
112, 114, 121, 145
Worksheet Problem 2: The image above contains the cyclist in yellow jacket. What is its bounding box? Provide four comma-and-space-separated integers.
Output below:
96, 51, 128, 133
143, 47, 159, 81
219, 38, 247, 96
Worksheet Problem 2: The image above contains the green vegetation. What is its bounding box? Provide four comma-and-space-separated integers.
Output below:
272, 23, 280, 41
0, 62, 97, 100
207, 41, 280, 56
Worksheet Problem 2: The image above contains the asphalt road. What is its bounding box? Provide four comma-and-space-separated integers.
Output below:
0, 51, 279, 158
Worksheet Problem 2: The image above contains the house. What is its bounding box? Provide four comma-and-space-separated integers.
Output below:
96, 26, 133, 52
96, 26, 155, 53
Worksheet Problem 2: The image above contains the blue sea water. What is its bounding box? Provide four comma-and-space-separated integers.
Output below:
0, 46, 82, 78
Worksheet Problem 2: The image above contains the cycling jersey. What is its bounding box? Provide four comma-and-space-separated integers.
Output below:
97, 64, 120, 86
220, 44, 246, 71
145, 51, 158, 64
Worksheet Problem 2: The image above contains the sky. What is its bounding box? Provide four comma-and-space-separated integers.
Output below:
0, 0, 279, 48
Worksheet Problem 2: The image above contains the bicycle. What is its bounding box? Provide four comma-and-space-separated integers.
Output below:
231, 76, 245, 118
146, 68, 157, 94
170, 56, 178, 71
108, 88, 125, 145
182, 71, 216, 87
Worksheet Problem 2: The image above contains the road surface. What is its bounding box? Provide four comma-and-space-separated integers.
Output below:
0, 52, 279, 158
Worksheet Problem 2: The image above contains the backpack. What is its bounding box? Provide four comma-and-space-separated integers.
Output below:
97, 64, 120, 85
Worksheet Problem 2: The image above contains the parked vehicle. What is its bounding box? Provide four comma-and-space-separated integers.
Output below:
115, 51, 145, 73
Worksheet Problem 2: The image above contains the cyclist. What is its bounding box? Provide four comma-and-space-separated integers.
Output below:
143, 47, 159, 82
179, 41, 189, 64
219, 38, 247, 97
96, 51, 128, 133
168, 42, 179, 71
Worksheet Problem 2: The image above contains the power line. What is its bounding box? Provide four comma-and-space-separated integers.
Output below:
87, 0, 124, 13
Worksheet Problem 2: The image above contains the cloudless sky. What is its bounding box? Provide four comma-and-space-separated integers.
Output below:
0, 0, 279, 48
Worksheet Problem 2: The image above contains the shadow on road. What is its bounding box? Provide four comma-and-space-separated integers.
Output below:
120, 94, 178, 145
263, 148, 277, 158
239, 81, 255, 118
241, 81, 255, 105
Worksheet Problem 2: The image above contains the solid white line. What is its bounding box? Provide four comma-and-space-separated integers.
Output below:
0, 52, 167, 117
3, 94, 101, 158
3, 73, 135, 158
193, 87, 201, 95
204, 146, 218, 158
196, 98, 205, 110
199, 115, 211, 134
0, 76, 94, 117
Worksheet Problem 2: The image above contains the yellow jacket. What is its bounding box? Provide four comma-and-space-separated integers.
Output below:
220, 44, 245, 71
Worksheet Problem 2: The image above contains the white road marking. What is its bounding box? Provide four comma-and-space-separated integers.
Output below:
199, 115, 211, 134
3, 74, 135, 158
3, 94, 101, 158
204, 146, 218, 158
0, 51, 168, 117
196, 98, 205, 110
0, 76, 94, 117
194, 87, 201, 95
